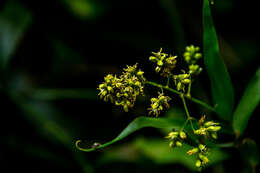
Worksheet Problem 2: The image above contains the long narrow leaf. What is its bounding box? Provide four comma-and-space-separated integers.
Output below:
76, 116, 184, 152
0, 1, 32, 70
203, 0, 234, 120
233, 67, 260, 136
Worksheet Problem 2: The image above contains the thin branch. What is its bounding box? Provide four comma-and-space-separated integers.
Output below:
146, 81, 216, 112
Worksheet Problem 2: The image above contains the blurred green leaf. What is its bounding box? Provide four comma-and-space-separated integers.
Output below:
135, 138, 228, 170
31, 88, 98, 100
203, 0, 234, 120
0, 1, 32, 69
60, 0, 103, 20
99, 138, 229, 171
8, 75, 93, 173
232, 67, 260, 136
76, 116, 185, 152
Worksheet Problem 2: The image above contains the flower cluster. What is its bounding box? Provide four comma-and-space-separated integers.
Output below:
149, 48, 177, 77
187, 144, 209, 169
98, 64, 146, 112
148, 92, 171, 117
183, 45, 203, 76
173, 72, 191, 91
165, 130, 187, 148
194, 116, 221, 139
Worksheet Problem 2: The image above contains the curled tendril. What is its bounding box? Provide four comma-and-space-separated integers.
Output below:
75, 140, 100, 152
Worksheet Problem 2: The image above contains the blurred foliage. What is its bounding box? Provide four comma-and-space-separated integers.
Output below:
1, 0, 259, 172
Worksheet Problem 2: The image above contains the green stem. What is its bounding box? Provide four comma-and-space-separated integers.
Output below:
180, 94, 191, 119
180, 94, 195, 131
180, 119, 189, 131
146, 81, 215, 112
187, 76, 192, 97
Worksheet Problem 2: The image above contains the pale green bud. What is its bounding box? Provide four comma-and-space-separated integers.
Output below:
194, 53, 202, 59
182, 79, 191, 84
99, 83, 106, 88
157, 60, 163, 66
151, 98, 157, 103
135, 81, 141, 86
207, 126, 221, 132
149, 56, 157, 62
169, 141, 174, 147
186, 46, 191, 52
184, 52, 190, 57
204, 121, 219, 127
165, 131, 179, 139
155, 66, 161, 73
211, 132, 218, 139
195, 47, 200, 51
199, 144, 206, 151
137, 71, 144, 76
176, 141, 182, 147
107, 86, 113, 92
123, 105, 129, 112
187, 148, 199, 155
177, 82, 182, 91
179, 131, 187, 139
196, 160, 202, 168
152, 102, 159, 109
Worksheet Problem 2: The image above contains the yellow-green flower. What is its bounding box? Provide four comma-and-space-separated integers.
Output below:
98, 64, 146, 112
148, 92, 171, 117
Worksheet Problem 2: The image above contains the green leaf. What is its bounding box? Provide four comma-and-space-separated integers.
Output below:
0, 1, 32, 70
76, 116, 184, 152
232, 67, 260, 136
99, 138, 229, 171
203, 0, 234, 121
8, 75, 94, 173
60, 0, 103, 20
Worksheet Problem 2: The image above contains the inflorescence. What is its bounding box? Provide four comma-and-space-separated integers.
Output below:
98, 63, 146, 112
97, 45, 221, 170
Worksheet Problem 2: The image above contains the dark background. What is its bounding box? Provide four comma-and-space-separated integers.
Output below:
1, 0, 259, 172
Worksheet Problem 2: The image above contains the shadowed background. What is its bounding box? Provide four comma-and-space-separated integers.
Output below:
1, 0, 259, 172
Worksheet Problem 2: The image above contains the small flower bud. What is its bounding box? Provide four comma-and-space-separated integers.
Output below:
182, 79, 191, 84
107, 86, 113, 92
99, 83, 106, 88
211, 132, 218, 139
155, 66, 161, 73
179, 131, 187, 139
207, 126, 221, 132
194, 128, 207, 136
176, 141, 182, 147
194, 53, 202, 59
123, 105, 129, 112
199, 144, 206, 151
200, 155, 209, 164
204, 121, 219, 127
157, 60, 163, 66
165, 131, 178, 139
196, 160, 202, 168
137, 71, 144, 76
149, 56, 157, 62
187, 148, 199, 155
151, 98, 157, 103
177, 82, 182, 91
169, 141, 174, 147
